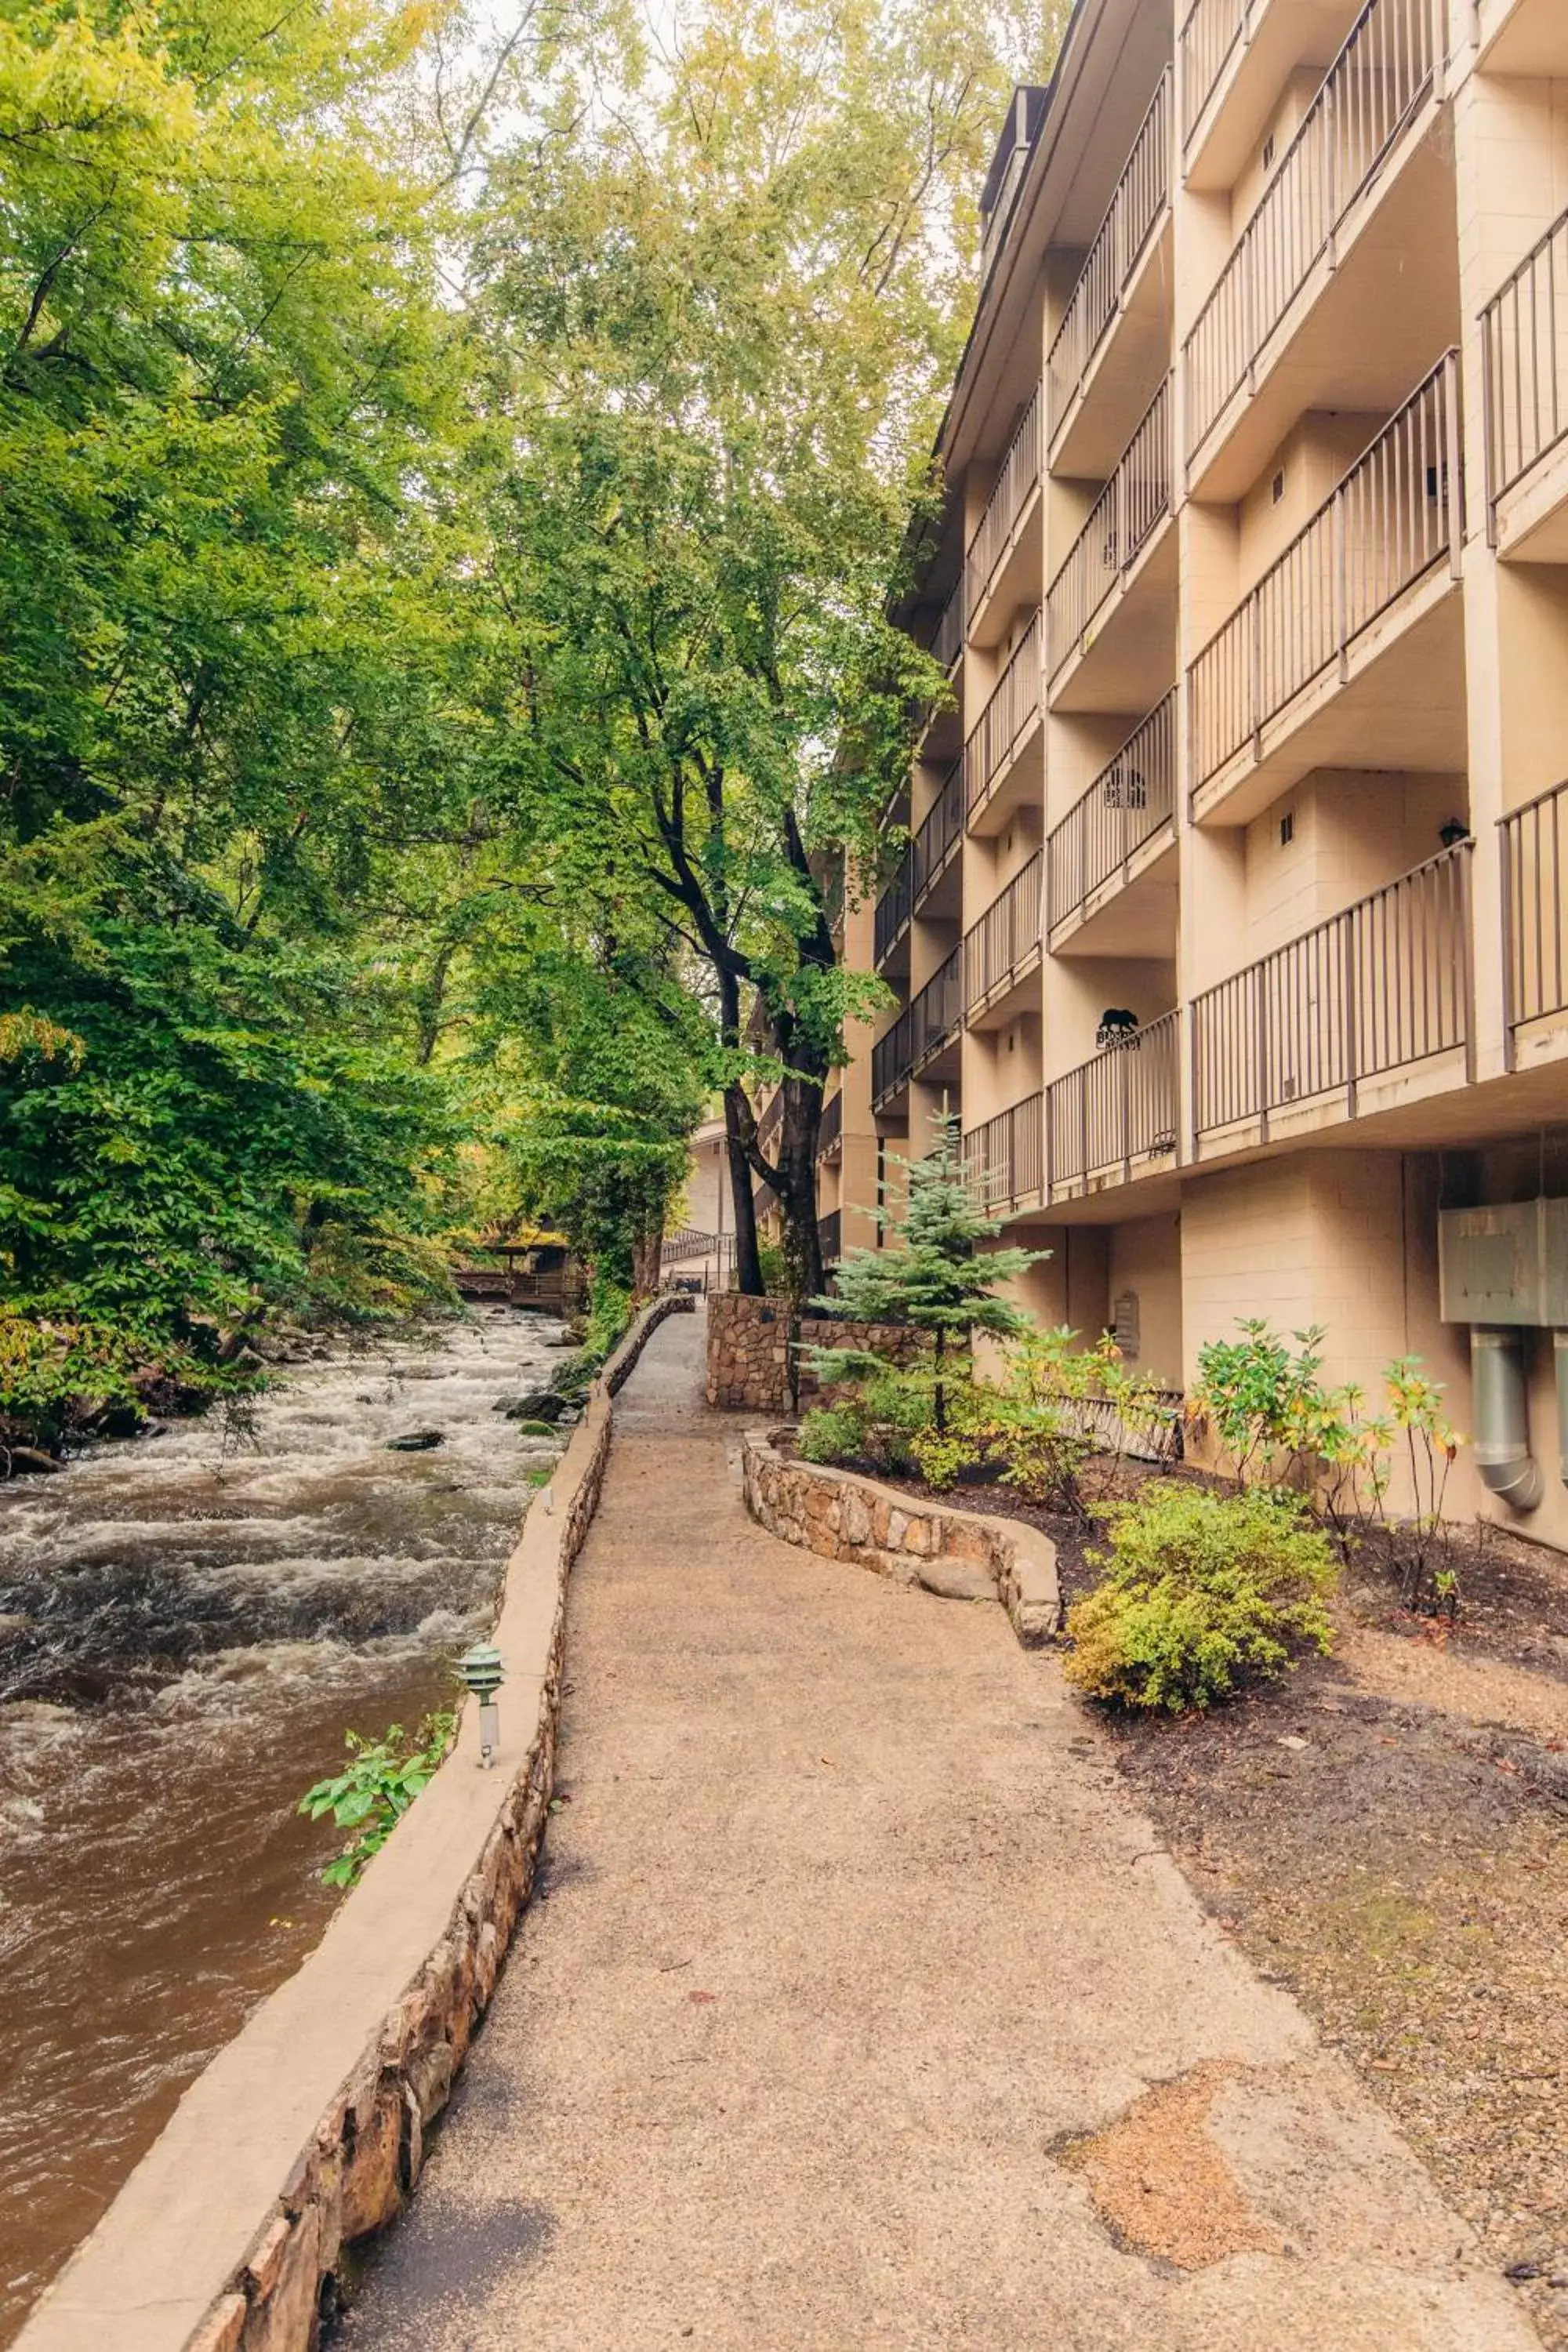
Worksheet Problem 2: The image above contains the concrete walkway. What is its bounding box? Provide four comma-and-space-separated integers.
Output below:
344, 1314, 1536, 2351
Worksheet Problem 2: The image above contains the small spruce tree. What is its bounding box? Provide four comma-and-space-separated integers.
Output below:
805, 1112, 1048, 1432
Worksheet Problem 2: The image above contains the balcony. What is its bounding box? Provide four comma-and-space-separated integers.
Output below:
873, 754, 965, 970
965, 611, 1043, 836
964, 852, 1043, 1030
1047, 693, 1178, 955
1477, 0, 1568, 74
980, 86, 1048, 291
964, 388, 1042, 648
1482, 206, 1568, 561
964, 1092, 1044, 1215
1192, 841, 1472, 1151
1181, 0, 1363, 191
818, 1208, 843, 1269
1182, 0, 1452, 503
1502, 779, 1568, 1072
815, 1087, 844, 1163
1045, 377, 1174, 713
871, 947, 964, 1113
873, 850, 913, 968
1047, 69, 1173, 480
1045, 1013, 1181, 1203
1188, 354, 1464, 828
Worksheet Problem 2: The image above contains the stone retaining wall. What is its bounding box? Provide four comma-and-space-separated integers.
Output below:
17, 1294, 694, 2352
705, 1291, 919, 1414
740, 1428, 1059, 1650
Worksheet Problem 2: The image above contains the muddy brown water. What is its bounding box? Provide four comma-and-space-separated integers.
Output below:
0, 1308, 570, 2343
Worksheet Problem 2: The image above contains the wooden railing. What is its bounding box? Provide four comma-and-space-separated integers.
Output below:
1047, 692, 1177, 931
1501, 778, 1568, 1056
1046, 1012, 1181, 1191
1482, 201, 1568, 537
964, 852, 1043, 1011
1180, 0, 1245, 141
1192, 843, 1472, 1138
1045, 378, 1171, 681
817, 1208, 843, 1267
815, 1088, 844, 1160
1047, 70, 1172, 444
963, 1092, 1044, 1211
1184, 0, 1443, 461
1189, 354, 1461, 795
966, 610, 1041, 822
964, 387, 1042, 619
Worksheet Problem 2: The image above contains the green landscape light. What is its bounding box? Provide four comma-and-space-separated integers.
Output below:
457, 1644, 504, 1768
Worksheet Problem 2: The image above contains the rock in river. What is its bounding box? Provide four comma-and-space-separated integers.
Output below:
385, 1429, 445, 1452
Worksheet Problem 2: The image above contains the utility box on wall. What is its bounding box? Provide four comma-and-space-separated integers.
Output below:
1438, 1199, 1568, 1327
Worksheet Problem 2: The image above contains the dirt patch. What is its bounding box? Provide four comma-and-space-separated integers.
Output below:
1058, 2063, 1280, 2270
1106, 1651, 1568, 2347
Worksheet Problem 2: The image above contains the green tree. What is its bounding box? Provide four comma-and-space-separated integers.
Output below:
459, 0, 1059, 1301
806, 1112, 1047, 1432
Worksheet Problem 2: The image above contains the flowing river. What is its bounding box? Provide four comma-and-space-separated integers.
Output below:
0, 1306, 569, 2343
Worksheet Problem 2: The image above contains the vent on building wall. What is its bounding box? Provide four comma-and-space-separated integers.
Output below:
1279, 811, 1294, 846
1272, 469, 1286, 504
1261, 133, 1276, 170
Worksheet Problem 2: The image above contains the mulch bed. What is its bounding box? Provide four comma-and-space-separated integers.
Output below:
787, 1440, 1568, 2340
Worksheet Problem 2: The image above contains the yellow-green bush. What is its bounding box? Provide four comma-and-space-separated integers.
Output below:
1063, 1483, 1338, 1713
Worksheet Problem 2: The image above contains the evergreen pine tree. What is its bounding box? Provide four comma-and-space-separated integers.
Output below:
805, 1112, 1048, 1431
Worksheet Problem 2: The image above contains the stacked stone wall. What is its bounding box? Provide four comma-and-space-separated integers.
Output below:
740, 1428, 1059, 1649
705, 1292, 919, 1414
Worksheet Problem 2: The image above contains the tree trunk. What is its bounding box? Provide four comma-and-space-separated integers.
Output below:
724, 1081, 764, 1294
775, 1073, 825, 1306
631, 1225, 662, 1301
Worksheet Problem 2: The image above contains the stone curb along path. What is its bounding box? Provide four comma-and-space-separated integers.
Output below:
13, 1294, 695, 2352
741, 1427, 1061, 1646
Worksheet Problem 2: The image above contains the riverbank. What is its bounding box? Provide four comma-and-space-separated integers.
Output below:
0, 1305, 574, 2344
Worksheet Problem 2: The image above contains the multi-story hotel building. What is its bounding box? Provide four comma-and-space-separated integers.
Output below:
829, 0, 1568, 1547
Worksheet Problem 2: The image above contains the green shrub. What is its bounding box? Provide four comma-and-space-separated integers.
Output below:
299, 1711, 457, 1888
797, 1403, 864, 1464
1063, 1484, 1338, 1714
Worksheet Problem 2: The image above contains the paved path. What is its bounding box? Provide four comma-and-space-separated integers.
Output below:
345, 1314, 1535, 2351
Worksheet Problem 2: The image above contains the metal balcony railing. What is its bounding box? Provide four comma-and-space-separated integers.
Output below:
1501, 778, 1568, 1055
818, 1208, 843, 1267
1184, 0, 1443, 462
1045, 378, 1171, 681
870, 948, 963, 1108
1192, 841, 1472, 1138
1047, 692, 1177, 931
1188, 353, 1461, 795
815, 1088, 844, 1160
873, 846, 913, 966
1180, 0, 1245, 142
912, 757, 965, 913
964, 851, 1043, 1013
966, 611, 1041, 822
1482, 202, 1568, 537
964, 387, 1042, 619
963, 1093, 1044, 1212
930, 577, 966, 673
1047, 70, 1173, 445
1047, 1012, 1181, 1191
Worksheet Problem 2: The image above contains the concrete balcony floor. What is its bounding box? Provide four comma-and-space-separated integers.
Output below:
1049, 218, 1174, 484
1047, 515, 1178, 718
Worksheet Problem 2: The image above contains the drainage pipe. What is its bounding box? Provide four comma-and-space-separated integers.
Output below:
1555, 1331, 1568, 1488
1470, 1326, 1543, 1512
